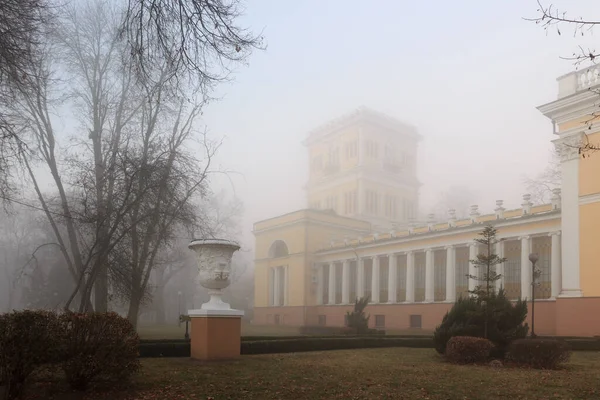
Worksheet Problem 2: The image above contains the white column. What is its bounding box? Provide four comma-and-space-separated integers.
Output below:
316, 264, 324, 305
342, 260, 350, 304
425, 249, 434, 302
371, 256, 380, 303
550, 232, 562, 298
468, 242, 478, 293
405, 251, 415, 302
283, 266, 288, 306
520, 236, 532, 300
328, 262, 336, 305
445, 246, 456, 302
274, 267, 281, 306
269, 268, 275, 306
495, 240, 505, 291
554, 134, 583, 297
387, 253, 397, 303
357, 258, 365, 299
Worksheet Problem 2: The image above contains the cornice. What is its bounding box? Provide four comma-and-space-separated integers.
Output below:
537, 88, 600, 123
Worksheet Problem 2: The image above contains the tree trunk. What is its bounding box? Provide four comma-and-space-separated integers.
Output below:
155, 284, 166, 325
94, 266, 108, 312
127, 292, 141, 330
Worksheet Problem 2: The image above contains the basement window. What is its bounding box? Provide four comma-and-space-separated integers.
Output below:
409, 314, 422, 329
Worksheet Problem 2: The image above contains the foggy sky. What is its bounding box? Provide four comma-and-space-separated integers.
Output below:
150, 1, 600, 248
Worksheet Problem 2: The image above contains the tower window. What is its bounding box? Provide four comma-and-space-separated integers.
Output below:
366, 141, 378, 158
366, 190, 379, 215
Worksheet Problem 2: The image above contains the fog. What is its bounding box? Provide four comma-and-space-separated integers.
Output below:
203, 0, 598, 247
1, 0, 597, 325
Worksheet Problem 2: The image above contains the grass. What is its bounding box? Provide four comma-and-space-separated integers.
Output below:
25, 348, 600, 399
137, 323, 433, 340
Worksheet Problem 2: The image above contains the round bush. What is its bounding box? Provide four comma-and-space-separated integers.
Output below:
0, 310, 60, 400
59, 312, 140, 390
507, 338, 571, 369
444, 336, 493, 365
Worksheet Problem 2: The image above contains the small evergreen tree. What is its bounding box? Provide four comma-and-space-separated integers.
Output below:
433, 289, 529, 357
468, 225, 507, 339
346, 296, 370, 334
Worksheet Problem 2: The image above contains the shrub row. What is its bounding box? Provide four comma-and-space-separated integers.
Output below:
242, 337, 430, 355
298, 325, 385, 336
138, 335, 599, 359
139, 336, 434, 358
0, 311, 139, 400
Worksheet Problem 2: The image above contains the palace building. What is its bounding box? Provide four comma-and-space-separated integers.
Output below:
252, 68, 600, 337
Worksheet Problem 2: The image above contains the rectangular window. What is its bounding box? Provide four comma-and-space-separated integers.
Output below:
344, 314, 349, 327
409, 315, 422, 329
274, 314, 280, 325
365, 190, 379, 215
375, 315, 385, 328
318, 315, 327, 326
344, 191, 356, 215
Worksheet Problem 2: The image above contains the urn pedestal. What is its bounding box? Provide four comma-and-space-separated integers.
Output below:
187, 239, 244, 361
188, 308, 244, 360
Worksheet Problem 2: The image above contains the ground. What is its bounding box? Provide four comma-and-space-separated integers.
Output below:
26, 348, 600, 399
137, 323, 433, 339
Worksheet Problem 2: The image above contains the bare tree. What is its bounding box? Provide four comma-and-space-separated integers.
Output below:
120, 0, 264, 89
0, 0, 262, 207
133, 192, 244, 326
431, 185, 476, 221
0, 0, 53, 203
106, 100, 218, 327
523, 148, 561, 204
5, 2, 169, 313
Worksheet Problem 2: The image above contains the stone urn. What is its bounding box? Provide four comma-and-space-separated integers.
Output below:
188, 238, 240, 311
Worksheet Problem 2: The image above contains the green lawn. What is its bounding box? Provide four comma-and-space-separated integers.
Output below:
25, 348, 600, 399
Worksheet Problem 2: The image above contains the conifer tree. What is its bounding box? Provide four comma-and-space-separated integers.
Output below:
346, 296, 370, 334
468, 225, 507, 338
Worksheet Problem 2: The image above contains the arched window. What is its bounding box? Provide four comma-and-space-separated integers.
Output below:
268, 240, 289, 258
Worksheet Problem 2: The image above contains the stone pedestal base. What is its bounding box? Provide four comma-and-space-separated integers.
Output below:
188, 309, 244, 361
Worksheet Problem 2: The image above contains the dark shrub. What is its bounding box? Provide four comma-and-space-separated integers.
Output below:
507, 338, 571, 369
0, 310, 60, 400
138, 340, 190, 358
59, 312, 140, 391
444, 336, 493, 365
433, 290, 529, 357
346, 297, 370, 334
298, 326, 354, 335
241, 337, 434, 355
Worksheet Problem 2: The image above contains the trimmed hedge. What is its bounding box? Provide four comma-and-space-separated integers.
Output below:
139, 336, 433, 357
137, 336, 600, 358
444, 336, 493, 365
507, 338, 571, 369
242, 337, 431, 355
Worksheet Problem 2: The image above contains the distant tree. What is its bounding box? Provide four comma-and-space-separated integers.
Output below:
346, 296, 370, 334
432, 185, 476, 221
468, 225, 507, 339
523, 149, 561, 204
